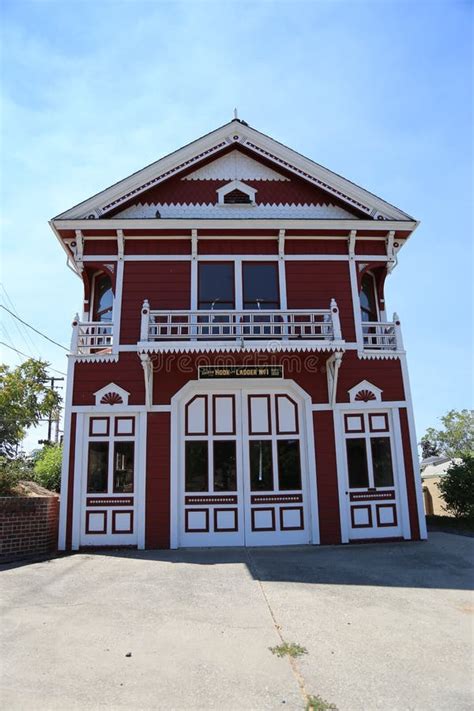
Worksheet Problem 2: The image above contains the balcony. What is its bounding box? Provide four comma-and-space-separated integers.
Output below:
138, 299, 343, 352
362, 315, 404, 353
71, 319, 113, 355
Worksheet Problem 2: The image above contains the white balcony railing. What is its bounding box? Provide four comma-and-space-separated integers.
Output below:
71, 316, 113, 355
139, 299, 342, 344
362, 314, 403, 352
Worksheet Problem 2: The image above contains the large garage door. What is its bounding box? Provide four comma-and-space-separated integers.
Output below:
179, 390, 311, 547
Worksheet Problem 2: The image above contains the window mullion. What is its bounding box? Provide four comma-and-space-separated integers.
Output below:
235, 259, 243, 311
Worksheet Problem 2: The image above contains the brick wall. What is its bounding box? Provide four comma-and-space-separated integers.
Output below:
0, 496, 59, 561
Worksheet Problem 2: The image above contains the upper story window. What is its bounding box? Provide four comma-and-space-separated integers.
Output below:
93, 273, 113, 322
243, 263, 280, 310
197, 262, 280, 311
198, 263, 235, 310
360, 272, 378, 323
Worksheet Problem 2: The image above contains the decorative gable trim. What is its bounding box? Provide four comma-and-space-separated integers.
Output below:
216, 180, 256, 205
52, 119, 416, 222
348, 380, 383, 403
94, 383, 130, 407
183, 149, 289, 182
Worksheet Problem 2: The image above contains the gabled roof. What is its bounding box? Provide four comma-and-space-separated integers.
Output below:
53, 118, 415, 222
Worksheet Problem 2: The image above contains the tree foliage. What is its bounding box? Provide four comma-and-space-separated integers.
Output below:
420, 409, 474, 459
0, 359, 61, 457
437, 456, 474, 520
0, 455, 34, 496
33, 444, 63, 492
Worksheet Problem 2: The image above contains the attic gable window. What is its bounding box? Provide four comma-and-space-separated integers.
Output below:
224, 189, 251, 204
216, 180, 256, 206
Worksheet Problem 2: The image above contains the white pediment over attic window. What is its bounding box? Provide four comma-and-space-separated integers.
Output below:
183, 150, 289, 182
94, 383, 130, 407
217, 180, 256, 205
348, 380, 383, 403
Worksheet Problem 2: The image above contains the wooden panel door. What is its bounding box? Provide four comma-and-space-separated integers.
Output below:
343, 412, 402, 540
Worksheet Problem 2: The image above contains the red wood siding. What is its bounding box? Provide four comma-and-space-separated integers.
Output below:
65, 413, 77, 550
285, 261, 355, 341
109, 174, 359, 211
125, 239, 191, 255
336, 351, 405, 402
313, 411, 341, 544
73, 353, 145, 405
120, 261, 191, 344
355, 240, 386, 255
84, 240, 117, 255
151, 352, 330, 405
146, 413, 171, 548
198, 239, 277, 254
285, 239, 347, 255
399, 408, 421, 540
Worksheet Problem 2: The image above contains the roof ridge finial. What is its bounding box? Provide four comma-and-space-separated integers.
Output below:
233, 107, 238, 120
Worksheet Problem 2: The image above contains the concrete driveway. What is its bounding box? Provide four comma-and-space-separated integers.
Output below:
1, 532, 473, 711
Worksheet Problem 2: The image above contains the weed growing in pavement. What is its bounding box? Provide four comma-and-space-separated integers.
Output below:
305, 695, 338, 710
269, 641, 308, 658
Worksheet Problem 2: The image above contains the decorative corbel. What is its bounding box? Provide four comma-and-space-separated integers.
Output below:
326, 352, 344, 406
191, 229, 198, 261
386, 230, 397, 273
139, 352, 153, 409
117, 229, 124, 261
348, 229, 356, 259
278, 229, 285, 260
69, 230, 84, 273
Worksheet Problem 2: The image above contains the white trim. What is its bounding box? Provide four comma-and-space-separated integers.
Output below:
136, 411, 147, 549
169, 378, 319, 549
312, 401, 407, 411
334, 410, 349, 543
53, 218, 418, 231
94, 382, 130, 406
58, 356, 75, 550
112, 259, 124, 355
399, 353, 428, 539
391, 409, 412, 540
216, 180, 257, 204
349, 258, 363, 347
53, 119, 415, 222
348, 380, 383, 403
80, 253, 394, 263
71, 413, 84, 550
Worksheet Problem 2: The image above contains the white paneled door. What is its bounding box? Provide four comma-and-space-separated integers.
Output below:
179, 388, 312, 547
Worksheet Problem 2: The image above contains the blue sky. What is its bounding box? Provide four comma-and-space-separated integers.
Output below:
1, 0, 472, 450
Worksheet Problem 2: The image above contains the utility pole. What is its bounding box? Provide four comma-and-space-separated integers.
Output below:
40, 377, 64, 446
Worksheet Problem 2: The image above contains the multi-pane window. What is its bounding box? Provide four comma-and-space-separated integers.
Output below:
344, 412, 394, 490
87, 417, 135, 494
197, 261, 280, 311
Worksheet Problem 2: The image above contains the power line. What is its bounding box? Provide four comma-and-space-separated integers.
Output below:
0, 304, 69, 351
0, 284, 39, 355
0, 342, 67, 376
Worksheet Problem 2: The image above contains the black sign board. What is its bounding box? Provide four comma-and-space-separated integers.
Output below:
199, 365, 283, 380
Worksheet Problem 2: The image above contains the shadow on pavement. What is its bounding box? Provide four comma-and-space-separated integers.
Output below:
8, 533, 469, 591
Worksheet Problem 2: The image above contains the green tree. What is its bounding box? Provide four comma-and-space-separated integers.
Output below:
33, 444, 63, 492
0, 455, 34, 496
420, 409, 474, 459
437, 456, 474, 520
0, 359, 61, 457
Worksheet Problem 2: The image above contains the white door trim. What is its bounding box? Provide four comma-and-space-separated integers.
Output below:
170, 378, 319, 549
